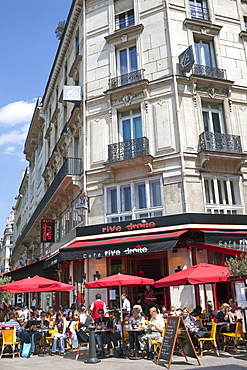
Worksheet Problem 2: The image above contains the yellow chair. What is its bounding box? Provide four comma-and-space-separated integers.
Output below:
0, 327, 21, 359
223, 322, 244, 354
152, 328, 165, 362
40, 329, 56, 352
197, 322, 219, 357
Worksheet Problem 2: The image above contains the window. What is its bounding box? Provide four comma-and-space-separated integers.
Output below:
194, 39, 215, 68
60, 210, 70, 238
202, 102, 225, 133
189, 0, 209, 20
203, 175, 243, 214
114, 0, 134, 30
118, 45, 138, 76
119, 109, 142, 141
106, 178, 163, 222
116, 9, 134, 30
75, 34, 80, 56
244, 16, 247, 30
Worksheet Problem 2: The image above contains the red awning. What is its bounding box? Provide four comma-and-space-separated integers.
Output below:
195, 242, 246, 256
61, 230, 187, 250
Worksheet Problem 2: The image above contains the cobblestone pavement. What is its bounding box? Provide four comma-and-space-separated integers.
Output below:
0, 348, 247, 370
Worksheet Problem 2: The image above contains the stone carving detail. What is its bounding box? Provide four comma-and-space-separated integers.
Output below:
112, 92, 144, 106
196, 85, 228, 97
121, 35, 128, 43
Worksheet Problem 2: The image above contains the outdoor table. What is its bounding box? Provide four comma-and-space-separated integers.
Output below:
127, 327, 144, 360
206, 322, 229, 350
95, 327, 112, 357
37, 328, 51, 356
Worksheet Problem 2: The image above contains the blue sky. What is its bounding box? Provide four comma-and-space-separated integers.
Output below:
0, 0, 71, 234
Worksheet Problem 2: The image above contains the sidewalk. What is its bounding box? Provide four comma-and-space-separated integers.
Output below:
0, 349, 246, 370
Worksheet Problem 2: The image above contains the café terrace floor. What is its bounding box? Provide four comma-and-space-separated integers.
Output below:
0, 348, 246, 370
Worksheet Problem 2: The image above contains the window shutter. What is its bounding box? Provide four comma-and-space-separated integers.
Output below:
114, 0, 134, 15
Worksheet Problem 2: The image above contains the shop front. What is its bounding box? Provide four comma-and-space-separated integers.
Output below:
42, 213, 247, 311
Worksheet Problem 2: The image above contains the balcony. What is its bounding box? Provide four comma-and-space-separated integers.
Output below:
190, 4, 210, 21
199, 132, 242, 154
192, 64, 227, 79
108, 137, 149, 163
108, 69, 144, 90
13, 157, 82, 253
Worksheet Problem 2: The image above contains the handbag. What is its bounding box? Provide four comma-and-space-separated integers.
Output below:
21, 342, 31, 357
76, 329, 89, 343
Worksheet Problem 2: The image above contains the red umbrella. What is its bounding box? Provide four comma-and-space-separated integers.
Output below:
0, 275, 74, 293
86, 273, 154, 321
154, 263, 230, 287
85, 273, 154, 289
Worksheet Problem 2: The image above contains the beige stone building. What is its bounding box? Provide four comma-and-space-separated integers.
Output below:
7, 0, 247, 310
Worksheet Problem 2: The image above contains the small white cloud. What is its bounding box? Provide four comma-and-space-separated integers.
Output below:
0, 126, 29, 147
3, 146, 16, 154
0, 100, 36, 126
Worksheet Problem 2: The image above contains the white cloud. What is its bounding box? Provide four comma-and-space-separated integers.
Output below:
3, 146, 15, 154
0, 100, 36, 126
0, 124, 29, 147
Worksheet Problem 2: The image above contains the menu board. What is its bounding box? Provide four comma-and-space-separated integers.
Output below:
158, 316, 180, 366
157, 316, 200, 369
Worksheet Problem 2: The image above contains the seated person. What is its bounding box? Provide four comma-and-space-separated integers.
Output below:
29, 311, 49, 355
4, 313, 25, 349
217, 303, 236, 333
182, 309, 199, 347
138, 307, 164, 360
110, 312, 122, 350
95, 309, 114, 357
66, 311, 78, 349
169, 305, 177, 316
160, 305, 169, 317
191, 305, 204, 318
51, 312, 68, 356
129, 307, 146, 356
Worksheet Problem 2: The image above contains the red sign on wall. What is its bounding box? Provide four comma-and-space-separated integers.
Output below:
40, 219, 55, 243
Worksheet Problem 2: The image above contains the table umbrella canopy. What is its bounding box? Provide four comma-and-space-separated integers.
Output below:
154, 263, 230, 288
85, 273, 154, 289
0, 275, 74, 293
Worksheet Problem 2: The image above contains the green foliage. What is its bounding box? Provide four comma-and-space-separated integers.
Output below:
0, 275, 12, 303
55, 20, 66, 40
226, 254, 247, 276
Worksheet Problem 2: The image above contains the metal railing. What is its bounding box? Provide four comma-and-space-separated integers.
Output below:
115, 13, 135, 30
199, 132, 242, 153
13, 158, 83, 253
108, 69, 144, 89
190, 4, 210, 21
108, 137, 149, 162
192, 64, 227, 79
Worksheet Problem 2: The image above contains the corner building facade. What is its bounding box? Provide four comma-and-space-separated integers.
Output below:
9, 0, 247, 310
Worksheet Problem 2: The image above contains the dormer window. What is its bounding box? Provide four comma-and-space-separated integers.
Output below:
115, 0, 134, 30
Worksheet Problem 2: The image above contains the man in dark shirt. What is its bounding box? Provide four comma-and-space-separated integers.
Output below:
25, 310, 49, 355
138, 285, 156, 317
95, 309, 114, 357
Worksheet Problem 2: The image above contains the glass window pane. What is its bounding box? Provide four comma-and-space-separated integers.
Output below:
212, 112, 221, 133
133, 116, 142, 138
217, 180, 223, 204
203, 111, 210, 131
209, 251, 222, 265
122, 119, 131, 141
129, 46, 137, 71
119, 13, 126, 29
223, 181, 229, 204
119, 49, 128, 75
211, 180, 216, 203
150, 181, 162, 207
110, 188, 117, 213
121, 186, 131, 211
137, 183, 146, 209
194, 41, 201, 64
204, 179, 210, 203
230, 181, 236, 204
202, 42, 212, 66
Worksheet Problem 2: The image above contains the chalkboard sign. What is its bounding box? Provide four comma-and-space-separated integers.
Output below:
159, 316, 180, 364
157, 316, 200, 369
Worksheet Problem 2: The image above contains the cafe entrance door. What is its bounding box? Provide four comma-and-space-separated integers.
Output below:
127, 252, 169, 309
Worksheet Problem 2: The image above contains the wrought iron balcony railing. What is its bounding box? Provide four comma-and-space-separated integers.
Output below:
108, 137, 149, 163
192, 64, 227, 79
199, 132, 242, 154
108, 69, 144, 90
13, 157, 83, 253
190, 4, 210, 21
115, 13, 135, 30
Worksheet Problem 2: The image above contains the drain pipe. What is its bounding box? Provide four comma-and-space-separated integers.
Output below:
164, 0, 188, 213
